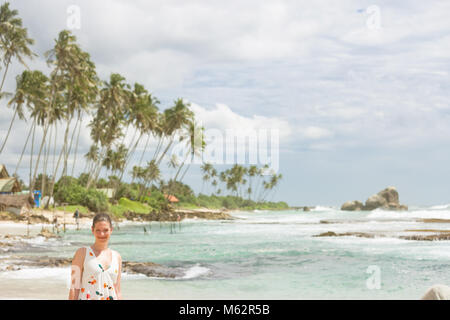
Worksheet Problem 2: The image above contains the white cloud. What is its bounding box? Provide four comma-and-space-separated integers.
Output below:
189, 102, 293, 140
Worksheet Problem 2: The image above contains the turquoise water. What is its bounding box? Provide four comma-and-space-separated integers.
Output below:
2, 206, 450, 299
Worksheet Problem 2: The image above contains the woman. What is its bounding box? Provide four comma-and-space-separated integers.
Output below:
68, 213, 123, 300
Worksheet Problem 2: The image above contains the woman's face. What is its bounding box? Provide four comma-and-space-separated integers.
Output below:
91, 221, 113, 243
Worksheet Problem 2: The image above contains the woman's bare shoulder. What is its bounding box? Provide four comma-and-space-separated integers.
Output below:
73, 247, 87, 259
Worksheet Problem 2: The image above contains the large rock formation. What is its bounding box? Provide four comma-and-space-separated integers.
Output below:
341, 200, 364, 211
341, 186, 408, 211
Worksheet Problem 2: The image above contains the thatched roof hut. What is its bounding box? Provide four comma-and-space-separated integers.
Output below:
0, 177, 21, 193
0, 194, 34, 214
0, 164, 9, 179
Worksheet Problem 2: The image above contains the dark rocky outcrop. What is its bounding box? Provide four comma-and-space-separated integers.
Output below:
123, 209, 234, 222
313, 231, 377, 238
0, 255, 179, 278
341, 186, 408, 211
341, 201, 364, 211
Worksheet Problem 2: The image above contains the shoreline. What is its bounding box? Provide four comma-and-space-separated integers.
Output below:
0, 207, 239, 233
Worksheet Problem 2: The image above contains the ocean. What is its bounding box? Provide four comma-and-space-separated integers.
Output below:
1, 206, 450, 300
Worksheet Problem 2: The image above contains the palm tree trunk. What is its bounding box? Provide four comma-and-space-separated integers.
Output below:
138, 134, 151, 167
86, 147, 106, 189
41, 123, 53, 197
0, 106, 18, 154
71, 112, 83, 177
0, 57, 11, 93
61, 114, 75, 177
179, 161, 191, 183
173, 152, 189, 182
46, 118, 71, 206
156, 138, 174, 166
152, 134, 166, 161
30, 120, 50, 194
29, 118, 37, 190
120, 131, 143, 182
14, 119, 35, 176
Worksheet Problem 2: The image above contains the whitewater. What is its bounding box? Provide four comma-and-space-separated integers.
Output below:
1, 205, 450, 299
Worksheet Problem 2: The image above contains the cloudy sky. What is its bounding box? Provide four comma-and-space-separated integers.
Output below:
1, 0, 450, 206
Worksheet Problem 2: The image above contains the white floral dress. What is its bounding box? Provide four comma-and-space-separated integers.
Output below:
79, 246, 119, 300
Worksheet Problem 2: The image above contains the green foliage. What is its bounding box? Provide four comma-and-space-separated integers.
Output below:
54, 182, 85, 206
118, 197, 150, 214
77, 173, 89, 187
84, 189, 109, 212
160, 179, 194, 198
96, 178, 109, 188
114, 183, 139, 201
53, 176, 108, 212
54, 205, 89, 214
175, 193, 289, 211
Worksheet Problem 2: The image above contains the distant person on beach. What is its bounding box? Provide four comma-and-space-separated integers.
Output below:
73, 208, 79, 219
74, 208, 80, 230
68, 213, 123, 300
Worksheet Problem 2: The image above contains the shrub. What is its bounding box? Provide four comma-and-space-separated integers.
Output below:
53, 177, 109, 213
83, 189, 109, 212
54, 183, 85, 205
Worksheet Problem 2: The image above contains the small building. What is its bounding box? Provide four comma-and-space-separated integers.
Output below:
164, 194, 179, 203
0, 164, 9, 179
0, 194, 34, 215
0, 177, 21, 194
0, 164, 22, 195
97, 188, 116, 199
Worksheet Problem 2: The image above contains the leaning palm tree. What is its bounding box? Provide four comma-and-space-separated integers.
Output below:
200, 162, 213, 193
119, 83, 159, 182
43, 30, 98, 208
178, 119, 206, 183
0, 70, 28, 153
86, 73, 129, 189
155, 99, 194, 166
0, 2, 36, 93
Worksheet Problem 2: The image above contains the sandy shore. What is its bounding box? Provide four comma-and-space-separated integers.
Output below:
0, 207, 236, 235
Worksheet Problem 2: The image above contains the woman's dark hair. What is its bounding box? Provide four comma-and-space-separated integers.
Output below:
92, 213, 112, 228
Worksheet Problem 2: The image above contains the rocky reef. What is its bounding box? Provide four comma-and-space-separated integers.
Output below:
341, 186, 408, 211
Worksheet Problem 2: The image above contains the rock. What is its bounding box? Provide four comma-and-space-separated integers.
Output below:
399, 234, 450, 241
38, 228, 60, 239
378, 186, 399, 204
341, 186, 408, 211
122, 261, 178, 278
313, 231, 378, 238
303, 207, 310, 212
314, 231, 338, 237
364, 194, 388, 210
341, 201, 364, 211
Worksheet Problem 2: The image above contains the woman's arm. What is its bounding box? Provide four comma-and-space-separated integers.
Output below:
114, 252, 123, 300
68, 248, 85, 300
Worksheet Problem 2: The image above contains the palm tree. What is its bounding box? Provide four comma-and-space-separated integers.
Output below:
0, 2, 37, 93
138, 160, 160, 200
174, 118, 206, 183
155, 99, 194, 166
0, 70, 29, 153
200, 162, 213, 193
42, 30, 98, 208
86, 73, 129, 189
119, 83, 159, 182
246, 165, 258, 201
27, 71, 60, 194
